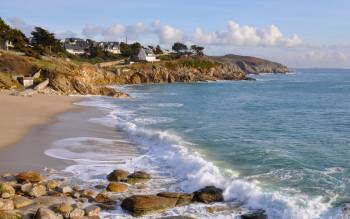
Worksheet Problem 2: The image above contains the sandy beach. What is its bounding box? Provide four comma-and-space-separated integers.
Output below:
0, 92, 81, 149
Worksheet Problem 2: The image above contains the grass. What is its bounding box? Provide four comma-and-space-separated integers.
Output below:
163, 58, 219, 71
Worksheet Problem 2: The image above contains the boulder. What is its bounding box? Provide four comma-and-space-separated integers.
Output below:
84, 205, 100, 217
96, 203, 117, 211
16, 171, 43, 183
56, 203, 73, 218
157, 192, 193, 206
81, 189, 97, 200
106, 169, 129, 182
46, 180, 59, 190
0, 183, 15, 198
13, 195, 34, 209
34, 207, 62, 219
95, 192, 114, 204
30, 185, 47, 197
193, 186, 223, 204
157, 217, 196, 219
121, 195, 178, 216
69, 208, 85, 218
240, 209, 267, 219
127, 171, 151, 184
0, 198, 14, 211
106, 182, 128, 193
127, 171, 151, 179
0, 211, 22, 219
20, 183, 32, 193
59, 186, 73, 194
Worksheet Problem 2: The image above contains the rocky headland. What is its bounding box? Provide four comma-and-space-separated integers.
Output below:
0, 51, 289, 98
212, 54, 289, 74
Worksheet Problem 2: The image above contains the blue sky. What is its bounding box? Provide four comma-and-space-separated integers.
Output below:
1, 0, 350, 68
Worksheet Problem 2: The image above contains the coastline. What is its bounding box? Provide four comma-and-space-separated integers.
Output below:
0, 91, 82, 149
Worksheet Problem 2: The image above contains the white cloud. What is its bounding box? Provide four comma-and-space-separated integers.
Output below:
56, 31, 77, 39
82, 24, 104, 38
193, 21, 302, 47
152, 21, 184, 44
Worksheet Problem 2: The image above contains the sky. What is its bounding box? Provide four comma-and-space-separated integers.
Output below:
1, 0, 350, 68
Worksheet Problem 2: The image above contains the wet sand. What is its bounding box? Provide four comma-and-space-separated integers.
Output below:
0, 99, 138, 173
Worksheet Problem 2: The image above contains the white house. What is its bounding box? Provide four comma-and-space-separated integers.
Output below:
64, 38, 89, 55
105, 43, 121, 54
137, 48, 159, 62
0, 40, 14, 50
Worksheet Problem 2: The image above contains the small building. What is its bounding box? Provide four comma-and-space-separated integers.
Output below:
64, 38, 89, 55
104, 42, 121, 54
137, 48, 159, 62
0, 40, 14, 51
18, 76, 34, 88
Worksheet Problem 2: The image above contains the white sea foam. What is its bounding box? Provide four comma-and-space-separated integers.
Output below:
48, 97, 344, 219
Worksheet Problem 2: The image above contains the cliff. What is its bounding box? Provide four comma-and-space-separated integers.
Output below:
0, 53, 249, 96
0, 51, 288, 97
104, 57, 248, 85
212, 54, 289, 74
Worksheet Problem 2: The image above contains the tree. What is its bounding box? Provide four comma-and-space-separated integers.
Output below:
0, 17, 27, 51
154, 45, 163, 54
172, 42, 187, 54
120, 42, 141, 57
191, 45, 205, 56
31, 27, 63, 54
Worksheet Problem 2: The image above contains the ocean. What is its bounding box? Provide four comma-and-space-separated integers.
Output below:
46, 69, 350, 218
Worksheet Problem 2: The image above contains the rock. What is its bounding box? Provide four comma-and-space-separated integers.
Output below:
69, 208, 85, 218
94, 192, 114, 204
21, 183, 32, 193
30, 185, 47, 197
193, 186, 224, 204
34, 207, 61, 219
157, 192, 193, 206
72, 192, 80, 199
0, 211, 22, 219
241, 209, 267, 219
59, 186, 73, 194
127, 171, 151, 184
56, 203, 73, 218
157, 217, 196, 219
72, 186, 81, 192
93, 185, 105, 190
0, 183, 15, 198
84, 205, 100, 217
16, 171, 43, 183
0, 198, 14, 211
81, 189, 97, 199
33, 196, 76, 209
1, 173, 16, 181
106, 169, 129, 182
13, 195, 34, 209
106, 182, 128, 193
343, 203, 350, 216
128, 171, 151, 179
95, 203, 117, 211
46, 180, 59, 190
1, 193, 12, 199
121, 195, 177, 216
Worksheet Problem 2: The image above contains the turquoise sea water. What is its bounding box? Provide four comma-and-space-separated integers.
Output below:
49, 70, 350, 218
110, 70, 350, 217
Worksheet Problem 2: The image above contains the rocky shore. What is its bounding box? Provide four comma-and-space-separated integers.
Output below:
0, 51, 289, 98
0, 169, 268, 219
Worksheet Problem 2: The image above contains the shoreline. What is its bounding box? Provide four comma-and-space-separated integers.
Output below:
0, 91, 82, 149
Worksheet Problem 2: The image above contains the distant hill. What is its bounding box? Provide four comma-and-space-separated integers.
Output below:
212, 54, 289, 74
